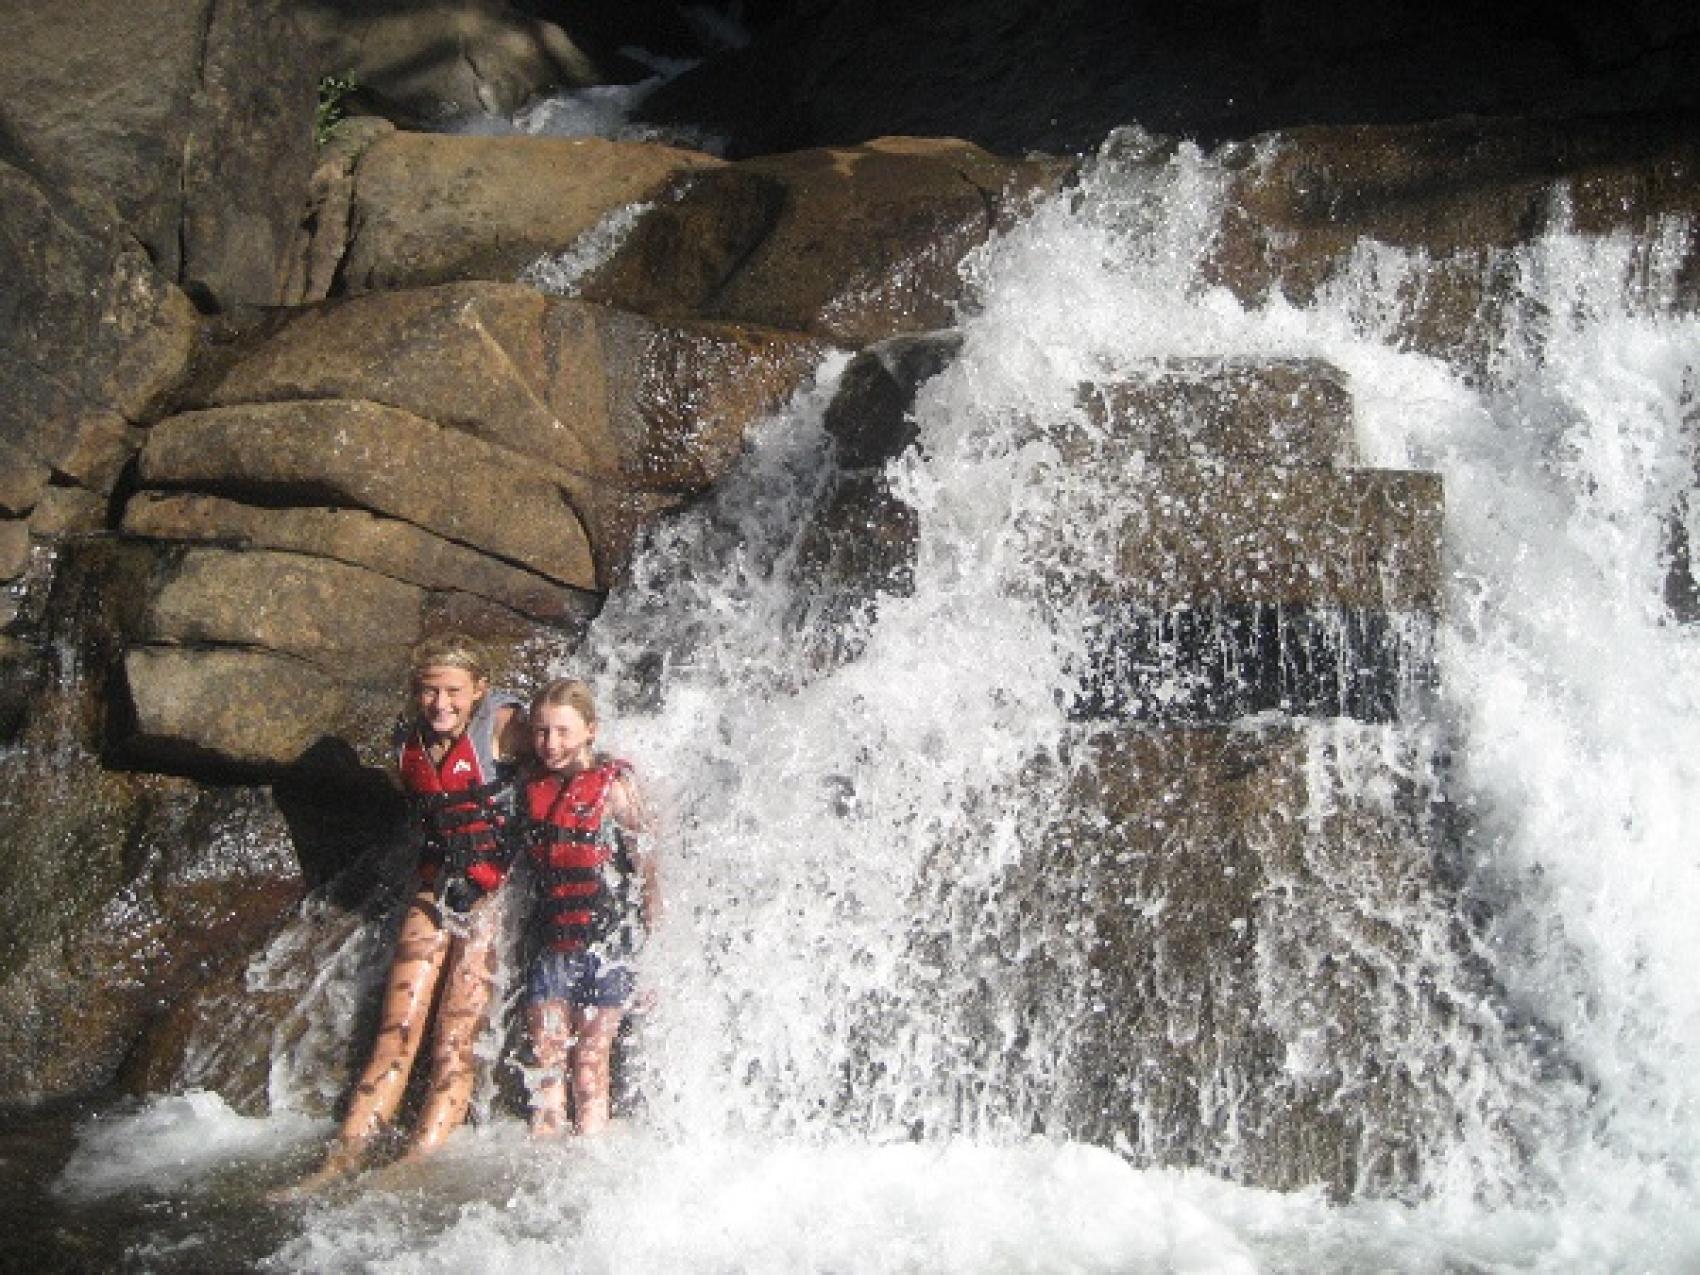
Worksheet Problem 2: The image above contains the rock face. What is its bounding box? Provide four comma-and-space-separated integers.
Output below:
0, 0, 316, 309
594, 138, 1073, 346
1055, 722, 1515, 1197
327, 132, 724, 296
292, 129, 1072, 349
114, 281, 828, 774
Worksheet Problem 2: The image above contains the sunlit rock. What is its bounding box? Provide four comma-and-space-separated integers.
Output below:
121, 647, 367, 775
194, 282, 828, 506
138, 399, 598, 591
327, 131, 723, 295
685, 138, 1072, 346
123, 492, 597, 628
138, 547, 425, 683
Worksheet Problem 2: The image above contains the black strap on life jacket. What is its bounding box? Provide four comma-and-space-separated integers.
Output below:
527, 765, 640, 954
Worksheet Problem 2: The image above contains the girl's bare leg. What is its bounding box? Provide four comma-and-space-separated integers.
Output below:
405, 899, 501, 1157
526, 998, 574, 1137
569, 1006, 625, 1136
300, 894, 448, 1186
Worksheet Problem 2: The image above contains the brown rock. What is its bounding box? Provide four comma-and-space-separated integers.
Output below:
688, 138, 1073, 346
0, 0, 316, 308
1074, 358, 1357, 468
575, 165, 787, 318
0, 160, 198, 470
336, 131, 723, 294
0, 522, 29, 583
27, 487, 107, 539
193, 283, 829, 565
52, 412, 144, 498
0, 439, 51, 517
140, 547, 424, 682
1104, 463, 1443, 611
0, 763, 307, 1100
123, 491, 597, 628
280, 116, 396, 307
121, 646, 360, 773
1057, 721, 1525, 1196
138, 398, 598, 590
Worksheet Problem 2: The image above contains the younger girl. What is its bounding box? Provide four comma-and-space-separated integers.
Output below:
522, 677, 661, 1136
303, 635, 526, 1185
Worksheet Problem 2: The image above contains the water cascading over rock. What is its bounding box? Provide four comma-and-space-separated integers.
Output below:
800, 338, 1537, 1197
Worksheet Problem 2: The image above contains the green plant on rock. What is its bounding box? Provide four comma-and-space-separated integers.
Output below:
315, 73, 359, 147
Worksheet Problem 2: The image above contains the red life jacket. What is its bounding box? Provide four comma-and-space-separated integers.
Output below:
523, 759, 640, 953
395, 691, 521, 892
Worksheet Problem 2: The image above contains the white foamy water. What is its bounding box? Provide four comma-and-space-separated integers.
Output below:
58, 137, 1700, 1272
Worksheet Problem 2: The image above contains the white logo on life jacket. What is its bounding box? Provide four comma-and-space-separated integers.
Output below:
453, 760, 473, 775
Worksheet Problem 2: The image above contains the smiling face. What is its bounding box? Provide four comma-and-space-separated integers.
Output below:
532, 701, 597, 774
413, 664, 488, 743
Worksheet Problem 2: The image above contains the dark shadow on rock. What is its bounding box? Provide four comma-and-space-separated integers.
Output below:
274, 735, 407, 896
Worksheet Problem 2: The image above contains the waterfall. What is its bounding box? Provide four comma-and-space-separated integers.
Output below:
53, 135, 1700, 1272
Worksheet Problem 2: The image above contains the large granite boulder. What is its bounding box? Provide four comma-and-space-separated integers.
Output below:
583, 138, 1075, 347
116, 281, 829, 775
139, 401, 599, 592
192, 281, 829, 534
289, 128, 1071, 349
0, 0, 316, 309
1053, 721, 1534, 1197
0, 162, 197, 548
327, 131, 723, 296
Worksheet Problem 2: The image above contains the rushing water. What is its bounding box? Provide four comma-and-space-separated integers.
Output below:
32, 134, 1700, 1271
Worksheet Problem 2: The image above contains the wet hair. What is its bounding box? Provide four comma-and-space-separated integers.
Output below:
409, 633, 491, 685
531, 677, 598, 728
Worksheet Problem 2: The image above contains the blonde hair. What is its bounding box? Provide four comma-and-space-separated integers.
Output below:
409, 633, 491, 684
531, 677, 598, 727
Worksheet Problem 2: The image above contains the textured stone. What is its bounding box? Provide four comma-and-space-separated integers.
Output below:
336, 131, 723, 293
122, 646, 356, 773
576, 165, 788, 318
138, 399, 598, 590
140, 547, 424, 682
0, 521, 30, 583
1103, 464, 1443, 611
198, 282, 829, 501
0, 160, 198, 469
691, 138, 1072, 346
0, 440, 51, 517
1074, 358, 1357, 467
123, 492, 596, 627
0, 0, 316, 307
